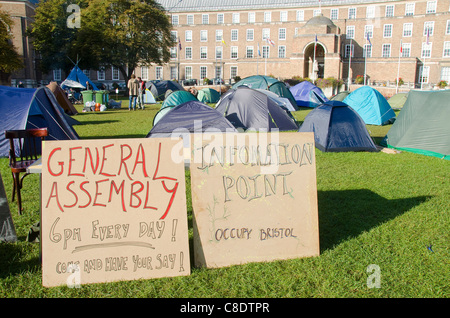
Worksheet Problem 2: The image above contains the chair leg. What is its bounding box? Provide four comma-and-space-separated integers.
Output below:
12, 172, 22, 215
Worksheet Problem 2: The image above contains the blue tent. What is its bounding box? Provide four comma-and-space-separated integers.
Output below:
289, 81, 329, 108
299, 100, 377, 152
147, 100, 237, 138
215, 86, 298, 131
148, 80, 184, 101
343, 86, 396, 125
0, 85, 80, 157
61, 65, 99, 91
161, 90, 197, 109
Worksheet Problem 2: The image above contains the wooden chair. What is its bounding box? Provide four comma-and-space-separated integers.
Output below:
4, 128, 48, 215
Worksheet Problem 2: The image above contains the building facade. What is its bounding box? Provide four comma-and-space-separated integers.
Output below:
143, 0, 450, 88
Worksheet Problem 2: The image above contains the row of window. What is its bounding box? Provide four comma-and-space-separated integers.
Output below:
346, 20, 450, 40
172, 28, 284, 44
171, 1, 439, 25
171, 44, 286, 60
53, 68, 120, 82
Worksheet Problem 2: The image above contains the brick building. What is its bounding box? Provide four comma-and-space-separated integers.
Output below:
145, 0, 450, 89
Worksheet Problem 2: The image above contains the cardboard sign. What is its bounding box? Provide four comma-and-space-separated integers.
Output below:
190, 132, 319, 268
41, 138, 190, 287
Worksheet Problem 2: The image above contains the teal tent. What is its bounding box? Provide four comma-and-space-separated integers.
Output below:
385, 90, 449, 160
197, 88, 221, 103
233, 75, 297, 109
161, 90, 197, 109
388, 92, 408, 110
343, 86, 396, 125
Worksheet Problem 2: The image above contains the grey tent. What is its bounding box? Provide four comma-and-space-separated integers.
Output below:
215, 86, 298, 131
299, 100, 377, 152
385, 90, 449, 160
148, 80, 184, 101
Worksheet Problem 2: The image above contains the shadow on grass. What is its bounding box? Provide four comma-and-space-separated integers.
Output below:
75, 120, 120, 125
0, 243, 41, 279
317, 189, 430, 252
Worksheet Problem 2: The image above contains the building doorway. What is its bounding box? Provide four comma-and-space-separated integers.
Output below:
304, 42, 325, 80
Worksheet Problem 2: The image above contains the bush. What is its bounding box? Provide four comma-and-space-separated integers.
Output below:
438, 80, 447, 88
355, 75, 364, 84
395, 77, 404, 86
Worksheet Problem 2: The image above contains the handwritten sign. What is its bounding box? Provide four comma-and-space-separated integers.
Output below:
190, 132, 319, 268
41, 138, 190, 287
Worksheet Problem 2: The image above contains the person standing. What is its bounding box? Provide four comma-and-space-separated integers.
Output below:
127, 74, 139, 111
137, 77, 146, 110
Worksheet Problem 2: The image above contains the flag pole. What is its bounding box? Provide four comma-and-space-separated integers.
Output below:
313, 34, 317, 82
364, 33, 368, 86
257, 43, 259, 75
396, 40, 402, 94
348, 37, 353, 89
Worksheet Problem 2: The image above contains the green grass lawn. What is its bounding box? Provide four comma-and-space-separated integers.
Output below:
0, 101, 448, 298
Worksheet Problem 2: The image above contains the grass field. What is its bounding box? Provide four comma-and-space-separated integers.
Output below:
0, 99, 448, 299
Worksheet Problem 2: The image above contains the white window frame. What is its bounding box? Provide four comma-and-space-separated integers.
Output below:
420, 66, 430, 83
278, 45, 286, 58
53, 69, 61, 81
280, 11, 288, 22
405, 2, 415, 16
231, 29, 238, 42
248, 12, 255, 23
331, 8, 339, 20
216, 30, 223, 42
345, 44, 354, 58
217, 13, 224, 25
421, 42, 432, 58
348, 7, 356, 19
296, 10, 304, 21
246, 29, 254, 41
401, 43, 411, 57
365, 25, 373, 38
278, 28, 286, 40
185, 30, 192, 42
185, 47, 192, 59
383, 24, 393, 38
264, 12, 271, 23
112, 66, 119, 80
443, 41, 450, 57
382, 44, 391, 58
426, 1, 437, 14
202, 14, 209, 25
231, 46, 238, 59
385, 5, 395, 17
232, 13, 240, 24
366, 6, 375, 19
424, 21, 434, 36
171, 15, 179, 26
246, 46, 254, 58
364, 44, 372, 58
200, 46, 207, 59
403, 23, 413, 37
187, 15, 194, 25
346, 25, 355, 39
185, 66, 192, 80
200, 66, 207, 80
200, 30, 208, 42
155, 66, 163, 80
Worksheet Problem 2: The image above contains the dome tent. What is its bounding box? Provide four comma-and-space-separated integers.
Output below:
215, 86, 298, 131
298, 100, 377, 152
197, 87, 221, 103
147, 80, 184, 101
161, 90, 197, 109
289, 81, 329, 108
343, 86, 396, 125
232, 75, 297, 110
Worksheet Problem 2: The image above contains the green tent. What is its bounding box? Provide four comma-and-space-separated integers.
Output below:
197, 88, 221, 103
233, 75, 297, 109
330, 91, 350, 101
388, 92, 408, 110
385, 90, 449, 160
161, 90, 197, 109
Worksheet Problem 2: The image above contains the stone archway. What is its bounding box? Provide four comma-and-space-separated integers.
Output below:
303, 42, 325, 80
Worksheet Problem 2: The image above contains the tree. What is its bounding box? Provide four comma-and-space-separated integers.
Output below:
30, 0, 173, 85
0, 10, 24, 74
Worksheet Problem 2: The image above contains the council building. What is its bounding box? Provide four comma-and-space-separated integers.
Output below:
144, 0, 450, 89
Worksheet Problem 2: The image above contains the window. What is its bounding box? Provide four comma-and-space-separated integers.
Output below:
230, 66, 238, 79
200, 46, 207, 59
443, 42, 450, 57
401, 43, 411, 57
296, 10, 304, 21
383, 24, 393, 38
216, 46, 222, 59
185, 30, 193, 42
215, 66, 222, 79
200, 66, 207, 80
170, 67, 177, 80
420, 66, 430, 83
185, 47, 192, 59
155, 66, 163, 80
97, 69, 105, 80
53, 69, 61, 81
112, 67, 119, 80
231, 29, 238, 41
364, 44, 372, 58
246, 46, 254, 58
217, 13, 224, 25
403, 23, 413, 37
424, 21, 434, 36
280, 11, 288, 22
382, 44, 391, 57
366, 6, 375, 19
426, 1, 436, 14
348, 7, 356, 19
200, 30, 208, 42
405, 3, 415, 16
313, 9, 322, 17
170, 31, 177, 43
385, 5, 394, 17
185, 66, 192, 80
278, 45, 286, 58
248, 12, 255, 23
446, 20, 450, 34
365, 25, 373, 38
202, 14, 209, 24
231, 46, 238, 59
246, 29, 254, 41
264, 12, 271, 23
262, 28, 270, 40
232, 13, 240, 24
278, 28, 286, 40
440, 67, 450, 81
170, 47, 177, 59
345, 44, 354, 58
331, 9, 339, 20
421, 42, 432, 58
216, 30, 223, 42
172, 15, 179, 25
346, 26, 355, 39
262, 46, 269, 58
187, 15, 194, 25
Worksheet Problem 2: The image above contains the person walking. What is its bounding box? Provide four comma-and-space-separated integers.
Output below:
137, 77, 146, 110
127, 74, 139, 110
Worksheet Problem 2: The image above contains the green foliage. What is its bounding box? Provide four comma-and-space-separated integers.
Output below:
0, 10, 23, 73
438, 80, 447, 88
0, 105, 448, 298
355, 75, 364, 84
